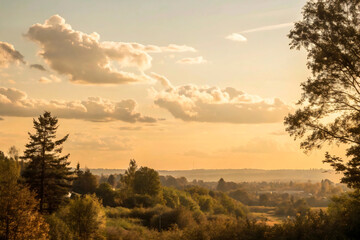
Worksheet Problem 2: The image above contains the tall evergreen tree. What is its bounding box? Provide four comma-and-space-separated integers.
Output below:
21, 112, 73, 213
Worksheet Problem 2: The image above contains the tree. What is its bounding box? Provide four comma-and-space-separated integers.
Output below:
120, 159, 137, 192
217, 178, 227, 192
0, 153, 49, 240
95, 183, 118, 207
21, 112, 73, 213
59, 195, 105, 240
285, 0, 360, 188
327, 190, 360, 238
72, 168, 98, 195
133, 167, 161, 196
107, 174, 116, 187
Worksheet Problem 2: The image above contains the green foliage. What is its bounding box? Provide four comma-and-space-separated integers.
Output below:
285, 0, 360, 189
275, 199, 310, 216
150, 207, 196, 231
327, 190, 360, 238
107, 174, 116, 187
133, 167, 161, 196
73, 168, 98, 195
120, 159, 137, 193
46, 214, 74, 240
96, 183, 119, 207
58, 194, 105, 240
21, 112, 73, 213
162, 187, 181, 208
0, 153, 49, 240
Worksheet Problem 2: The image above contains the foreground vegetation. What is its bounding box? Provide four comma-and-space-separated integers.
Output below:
2, 145, 360, 239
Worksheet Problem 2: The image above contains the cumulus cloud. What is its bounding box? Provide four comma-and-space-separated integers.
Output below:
38, 74, 61, 84
25, 15, 153, 85
30, 64, 46, 71
177, 56, 207, 64
25, 15, 196, 85
151, 78, 291, 124
225, 33, 247, 42
0, 87, 156, 123
0, 41, 25, 68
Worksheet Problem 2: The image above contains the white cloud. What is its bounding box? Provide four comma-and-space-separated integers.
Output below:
242, 22, 293, 34
225, 33, 247, 42
0, 41, 25, 68
177, 56, 207, 64
25, 15, 151, 85
25, 15, 196, 85
151, 77, 291, 124
0, 87, 156, 123
226, 22, 293, 42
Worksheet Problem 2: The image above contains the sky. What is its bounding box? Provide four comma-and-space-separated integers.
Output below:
0, 0, 345, 170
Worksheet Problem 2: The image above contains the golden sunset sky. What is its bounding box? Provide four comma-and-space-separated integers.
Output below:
0, 0, 345, 170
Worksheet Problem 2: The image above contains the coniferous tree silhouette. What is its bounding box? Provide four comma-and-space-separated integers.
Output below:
22, 111, 73, 213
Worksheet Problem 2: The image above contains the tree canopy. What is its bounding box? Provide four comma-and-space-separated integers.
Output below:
0, 152, 49, 240
285, 0, 360, 188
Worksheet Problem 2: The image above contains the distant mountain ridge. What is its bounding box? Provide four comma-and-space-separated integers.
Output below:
88, 168, 342, 183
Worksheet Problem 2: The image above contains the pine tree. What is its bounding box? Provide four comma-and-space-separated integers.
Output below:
21, 111, 73, 213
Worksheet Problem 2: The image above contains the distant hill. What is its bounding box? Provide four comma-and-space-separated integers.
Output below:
89, 168, 342, 183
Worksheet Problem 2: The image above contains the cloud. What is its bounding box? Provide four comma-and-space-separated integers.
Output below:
149, 72, 173, 89
241, 22, 293, 34
30, 64, 46, 71
226, 33, 247, 42
25, 15, 152, 85
0, 41, 25, 68
25, 15, 196, 85
131, 43, 196, 53
160, 44, 196, 53
151, 78, 291, 124
0, 86, 156, 123
177, 56, 207, 64
226, 22, 293, 42
38, 74, 61, 84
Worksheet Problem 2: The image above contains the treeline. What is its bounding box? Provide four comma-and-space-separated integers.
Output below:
2, 146, 360, 239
